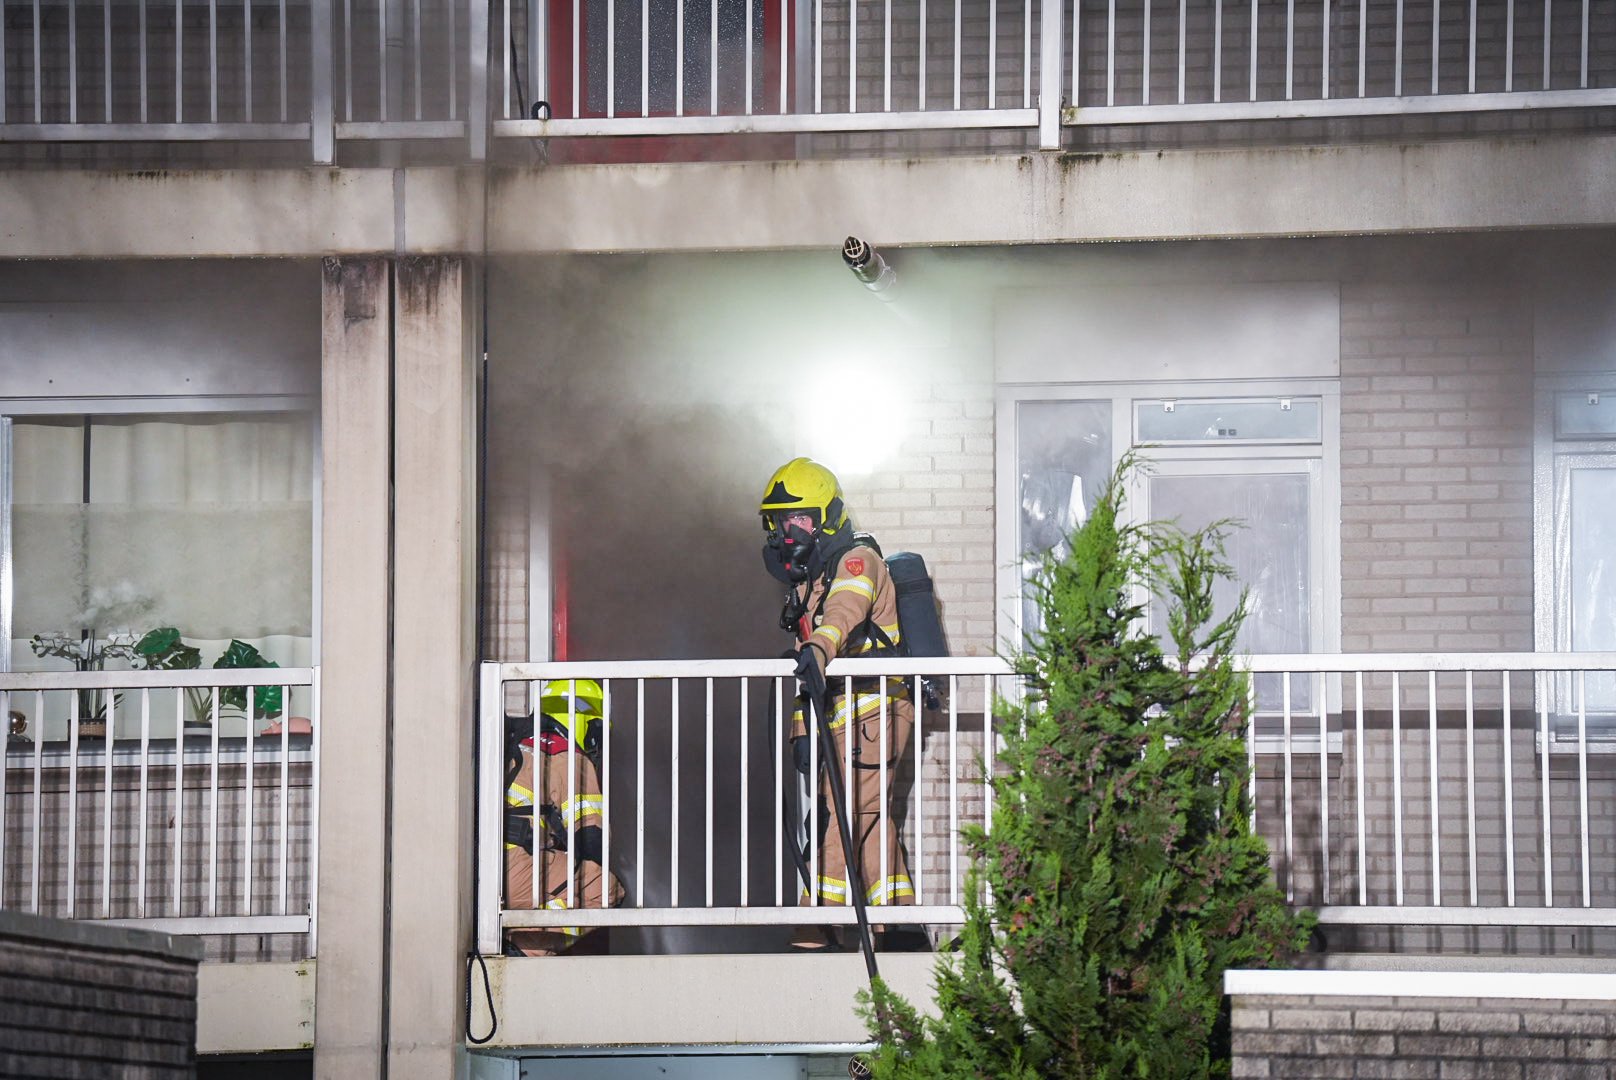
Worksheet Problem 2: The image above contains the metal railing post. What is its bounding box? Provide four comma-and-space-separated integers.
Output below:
529, 0, 547, 116
476, 662, 506, 955
1038, 0, 1064, 148
468, 0, 490, 159
311, 0, 335, 162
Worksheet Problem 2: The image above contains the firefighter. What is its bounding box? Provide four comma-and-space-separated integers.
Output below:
503, 678, 624, 956
759, 457, 915, 948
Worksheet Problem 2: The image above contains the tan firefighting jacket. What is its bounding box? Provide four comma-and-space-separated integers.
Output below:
791, 544, 909, 736
505, 723, 606, 852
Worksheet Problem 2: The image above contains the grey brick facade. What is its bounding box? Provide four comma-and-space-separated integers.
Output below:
1231, 988, 1616, 1079
0, 908, 202, 1078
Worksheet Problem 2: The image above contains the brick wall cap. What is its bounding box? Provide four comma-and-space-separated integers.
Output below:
0, 909, 205, 963
1226, 970, 1616, 1002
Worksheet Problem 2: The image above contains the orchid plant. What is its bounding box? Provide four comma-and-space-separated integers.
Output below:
28, 629, 139, 722
26, 583, 156, 723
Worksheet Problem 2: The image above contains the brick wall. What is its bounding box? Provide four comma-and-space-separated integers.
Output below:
1293, 269, 1595, 949
1338, 279, 1536, 654
852, 358, 998, 657
830, 321, 998, 908
0, 908, 201, 1077
1231, 987, 1616, 1079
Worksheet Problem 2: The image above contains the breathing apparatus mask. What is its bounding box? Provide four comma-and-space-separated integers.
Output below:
762, 509, 820, 584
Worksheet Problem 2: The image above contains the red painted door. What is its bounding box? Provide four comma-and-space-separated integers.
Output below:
538, 0, 798, 163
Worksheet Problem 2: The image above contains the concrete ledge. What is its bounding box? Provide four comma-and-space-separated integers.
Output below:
2, 134, 1614, 258
1226, 969, 1616, 1000
0, 908, 203, 962
1319, 953, 1616, 975
196, 961, 316, 1053
488, 136, 1616, 254
473, 952, 937, 1049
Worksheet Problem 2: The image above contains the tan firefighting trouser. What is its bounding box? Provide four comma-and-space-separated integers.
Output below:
801, 690, 916, 907
503, 845, 624, 955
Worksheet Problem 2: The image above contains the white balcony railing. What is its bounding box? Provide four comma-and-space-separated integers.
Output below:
1248, 652, 1616, 931
0, 0, 1611, 160
478, 652, 1616, 956
0, 668, 320, 949
3, 653, 1610, 957
475, 655, 1014, 953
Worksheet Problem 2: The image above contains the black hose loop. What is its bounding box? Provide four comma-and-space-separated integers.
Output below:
465, 949, 498, 1045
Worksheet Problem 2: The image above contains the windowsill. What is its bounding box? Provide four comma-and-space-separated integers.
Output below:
4, 733, 314, 769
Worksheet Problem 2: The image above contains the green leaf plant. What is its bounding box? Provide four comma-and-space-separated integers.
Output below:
134, 629, 282, 724
134, 627, 209, 726
213, 639, 283, 719
860, 454, 1313, 1080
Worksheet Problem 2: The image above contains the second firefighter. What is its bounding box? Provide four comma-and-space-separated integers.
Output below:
503, 678, 625, 956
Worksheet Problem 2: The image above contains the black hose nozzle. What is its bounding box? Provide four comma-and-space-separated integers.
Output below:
842, 235, 897, 300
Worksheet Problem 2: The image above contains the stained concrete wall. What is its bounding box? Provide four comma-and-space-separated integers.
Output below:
314, 256, 392, 1080
0, 260, 318, 397
3, 134, 1616, 260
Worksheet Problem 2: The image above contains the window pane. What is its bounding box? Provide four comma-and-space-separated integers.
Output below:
1137, 398, 1322, 444
1150, 471, 1311, 711
11, 414, 315, 672
1556, 393, 1616, 440
11, 418, 87, 656
1570, 467, 1616, 713
1570, 467, 1616, 653
1017, 401, 1112, 642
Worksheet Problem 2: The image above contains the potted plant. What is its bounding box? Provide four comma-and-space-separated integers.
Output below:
133, 627, 210, 727
212, 639, 283, 722
133, 629, 283, 728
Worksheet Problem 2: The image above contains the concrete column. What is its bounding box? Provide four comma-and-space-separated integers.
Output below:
387, 256, 479, 1079
314, 257, 392, 1080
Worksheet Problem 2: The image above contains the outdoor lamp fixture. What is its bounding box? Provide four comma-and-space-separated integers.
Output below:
842, 236, 897, 301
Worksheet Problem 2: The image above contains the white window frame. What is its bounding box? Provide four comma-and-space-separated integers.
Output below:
1533, 378, 1616, 748
996, 379, 1342, 749
0, 395, 321, 673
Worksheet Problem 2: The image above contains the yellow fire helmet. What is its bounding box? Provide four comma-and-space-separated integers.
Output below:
536, 679, 606, 759
539, 678, 604, 723
758, 457, 850, 538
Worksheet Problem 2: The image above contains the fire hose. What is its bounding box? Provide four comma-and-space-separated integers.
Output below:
797, 651, 881, 983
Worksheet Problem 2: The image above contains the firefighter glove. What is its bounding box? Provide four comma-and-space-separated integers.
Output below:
794, 644, 823, 702
573, 825, 605, 865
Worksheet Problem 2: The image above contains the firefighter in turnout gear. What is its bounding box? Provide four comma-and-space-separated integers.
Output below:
503, 678, 624, 956
760, 458, 915, 944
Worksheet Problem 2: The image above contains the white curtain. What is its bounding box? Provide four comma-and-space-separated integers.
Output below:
11, 413, 314, 663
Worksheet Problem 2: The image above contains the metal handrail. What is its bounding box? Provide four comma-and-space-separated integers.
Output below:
478, 653, 1616, 952
2, 0, 1612, 161
0, 668, 321, 946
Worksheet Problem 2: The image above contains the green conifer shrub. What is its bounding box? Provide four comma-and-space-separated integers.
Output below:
863, 460, 1312, 1079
